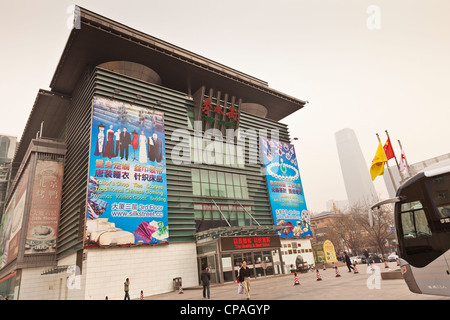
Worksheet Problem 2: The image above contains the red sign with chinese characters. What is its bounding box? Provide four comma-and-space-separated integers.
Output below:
220, 235, 281, 251
202, 97, 240, 122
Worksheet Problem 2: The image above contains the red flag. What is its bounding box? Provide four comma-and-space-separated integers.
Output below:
383, 138, 395, 160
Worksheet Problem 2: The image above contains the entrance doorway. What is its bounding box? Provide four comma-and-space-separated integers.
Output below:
198, 254, 219, 284
230, 249, 279, 281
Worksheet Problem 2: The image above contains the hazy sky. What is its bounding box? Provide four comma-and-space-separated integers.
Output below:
1, 1, 449, 212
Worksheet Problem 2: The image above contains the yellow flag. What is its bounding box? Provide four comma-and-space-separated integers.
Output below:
370, 142, 387, 180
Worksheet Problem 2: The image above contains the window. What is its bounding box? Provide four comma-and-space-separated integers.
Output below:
400, 202, 432, 239
425, 173, 450, 219
193, 203, 253, 232
191, 168, 249, 200
190, 137, 245, 168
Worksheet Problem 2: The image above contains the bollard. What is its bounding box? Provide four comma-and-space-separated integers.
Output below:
316, 270, 322, 281
294, 272, 300, 286
335, 266, 341, 277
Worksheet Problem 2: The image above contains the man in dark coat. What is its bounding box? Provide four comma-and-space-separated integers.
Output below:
120, 127, 132, 160
201, 266, 211, 299
344, 252, 354, 272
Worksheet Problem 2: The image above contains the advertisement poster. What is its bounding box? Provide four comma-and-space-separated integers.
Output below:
0, 164, 29, 268
323, 240, 338, 263
85, 97, 169, 247
259, 137, 312, 238
25, 160, 63, 255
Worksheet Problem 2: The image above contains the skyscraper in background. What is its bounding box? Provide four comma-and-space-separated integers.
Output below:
0, 134, 17, 218
335, 128, 378, 207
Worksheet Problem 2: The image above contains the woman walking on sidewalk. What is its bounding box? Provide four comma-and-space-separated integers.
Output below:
238, 261, 252, 300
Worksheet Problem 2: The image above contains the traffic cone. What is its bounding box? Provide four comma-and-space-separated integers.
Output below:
316, 270, 322, 281
140, 290, 144, 300
293, 273, 300, 286
384, 260, 389, 268
335, 266, 341, 277
179, 286, 184, 294
353, 264, 359, 274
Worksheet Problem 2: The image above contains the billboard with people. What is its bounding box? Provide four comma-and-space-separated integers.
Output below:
85, 97, 169, 247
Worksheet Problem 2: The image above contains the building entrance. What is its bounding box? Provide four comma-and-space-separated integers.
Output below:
196, 233, 283, 285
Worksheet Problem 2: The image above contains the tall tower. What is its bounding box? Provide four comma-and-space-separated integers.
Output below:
335, 128, 378, 207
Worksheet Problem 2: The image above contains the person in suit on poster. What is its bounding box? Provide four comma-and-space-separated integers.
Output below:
119, 127, 132, 161
148, 133, 163, 163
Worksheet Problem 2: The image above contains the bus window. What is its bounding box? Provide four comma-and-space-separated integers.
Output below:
400, 206, 432, 239
425, 173, 450, 219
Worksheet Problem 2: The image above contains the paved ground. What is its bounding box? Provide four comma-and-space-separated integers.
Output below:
144, 262, 450, 300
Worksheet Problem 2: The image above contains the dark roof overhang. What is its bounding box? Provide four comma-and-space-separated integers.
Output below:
50, 6, 307, 121
13, 90, 70, 172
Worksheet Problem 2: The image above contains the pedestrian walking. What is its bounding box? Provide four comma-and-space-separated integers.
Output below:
238, 261, 252, 300
124, 278, 130, 300
201, 266, 211, 299
344, 252, 354, 272
363, 249, 370, 266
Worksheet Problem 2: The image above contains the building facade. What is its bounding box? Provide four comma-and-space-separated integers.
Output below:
0, 7, 311, 300
335, 128, 378, 206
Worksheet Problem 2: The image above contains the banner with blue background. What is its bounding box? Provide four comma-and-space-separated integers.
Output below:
85, 97, 169, 247
259, 137, 312, 238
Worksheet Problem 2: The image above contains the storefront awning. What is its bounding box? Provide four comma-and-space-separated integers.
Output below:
40, 265, 71, 275
195, 225, 284, 243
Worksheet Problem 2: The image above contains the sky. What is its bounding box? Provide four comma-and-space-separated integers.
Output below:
1, 0, 449, 213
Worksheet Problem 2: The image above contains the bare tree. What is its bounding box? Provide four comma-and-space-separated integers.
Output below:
350, 202, 394, 257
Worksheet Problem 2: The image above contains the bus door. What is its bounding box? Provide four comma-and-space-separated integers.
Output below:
424, 173, 450, 271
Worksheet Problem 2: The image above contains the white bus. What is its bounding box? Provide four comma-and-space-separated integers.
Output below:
371, 161, 450, 297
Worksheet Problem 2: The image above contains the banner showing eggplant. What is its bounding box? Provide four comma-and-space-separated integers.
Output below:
85, 97, 169, 247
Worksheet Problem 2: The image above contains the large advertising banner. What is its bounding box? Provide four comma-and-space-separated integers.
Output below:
259, 137, 312, 238
25, 160, 63, 255
0, 164, 30, 268
85, 97, 169, 247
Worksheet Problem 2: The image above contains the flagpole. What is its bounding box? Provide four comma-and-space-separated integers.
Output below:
376, 133, 397, 191
385, 130, 404, 184
398, 139, 411, 177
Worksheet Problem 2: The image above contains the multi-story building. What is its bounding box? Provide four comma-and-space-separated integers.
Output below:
335, 128, 378, 206
0, 7, 311, 300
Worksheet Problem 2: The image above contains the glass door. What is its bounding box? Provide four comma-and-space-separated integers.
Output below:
221, 254, 234, 282
198, 254, 219, 284
263, 250, 274, 276
233, 253, 243, 281
243, 252, 255, 277
254, 251, 264, 277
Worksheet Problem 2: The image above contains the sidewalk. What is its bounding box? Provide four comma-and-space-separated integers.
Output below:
143, 262, 450, 300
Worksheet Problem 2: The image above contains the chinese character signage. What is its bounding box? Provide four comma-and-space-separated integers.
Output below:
25, 160, 63, 255
202, 97, 240, 128
259, 137, 312, 238
220, 235, 281, 251
85, 97, 169, 247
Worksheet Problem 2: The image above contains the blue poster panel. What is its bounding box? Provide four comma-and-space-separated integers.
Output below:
259, 137, 312, 238
85, 97, 169, 246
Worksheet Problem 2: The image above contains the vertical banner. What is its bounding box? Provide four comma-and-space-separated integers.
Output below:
85, 97, 169, 247
259, 137, 312, 238
0, 164, 30, 268
323, 240, 338, 263
25, 160, 63, 254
